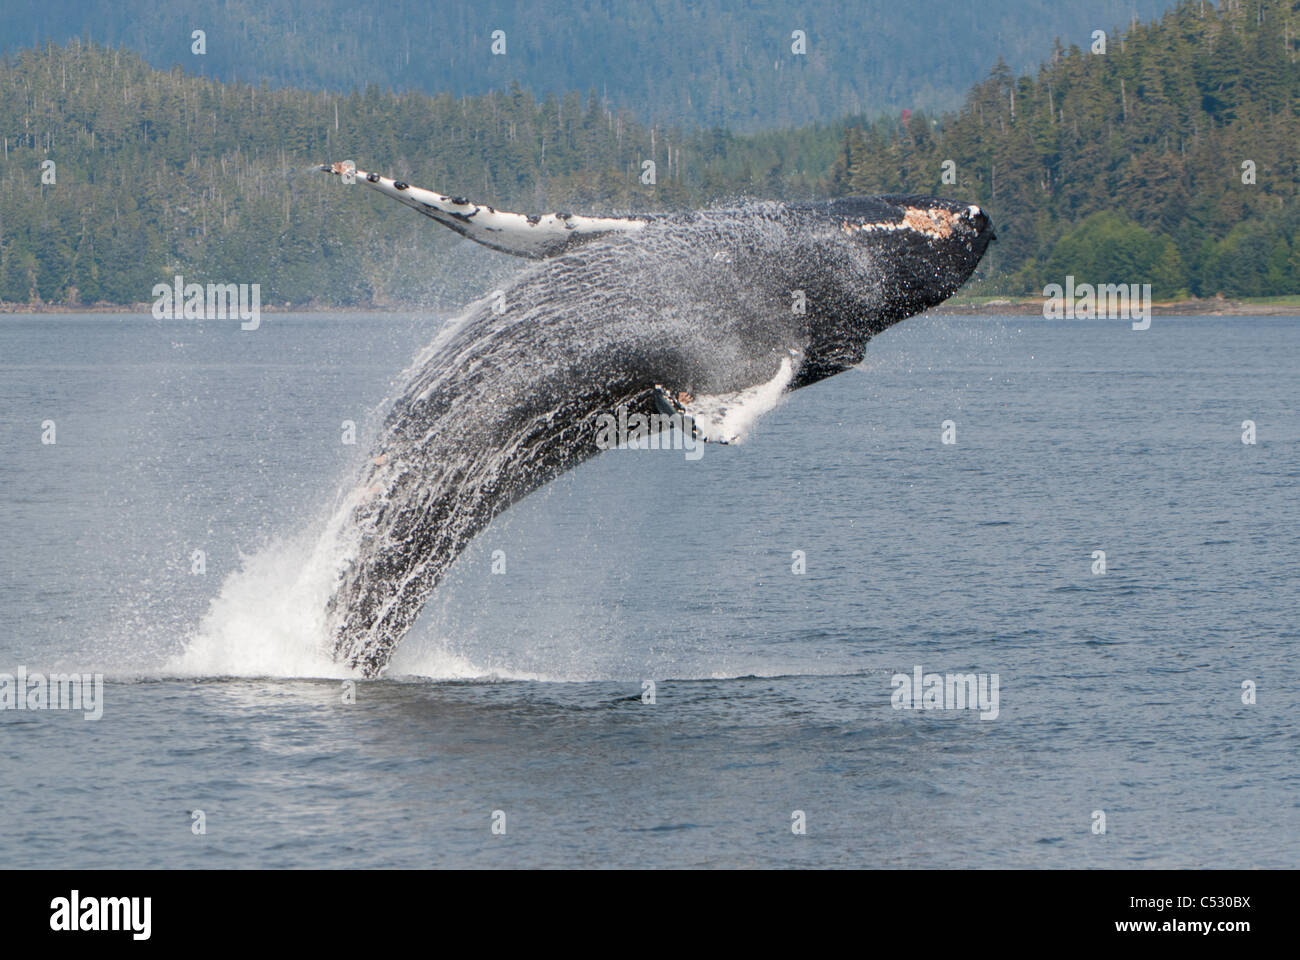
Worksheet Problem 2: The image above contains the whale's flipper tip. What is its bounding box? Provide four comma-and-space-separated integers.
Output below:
321, 161, 651, 259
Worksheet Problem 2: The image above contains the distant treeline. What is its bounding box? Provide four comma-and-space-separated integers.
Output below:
0, 42, 839, 306
0, 0, 1170, 130
0, 0, 1297, 306
831, 0, 1300, 298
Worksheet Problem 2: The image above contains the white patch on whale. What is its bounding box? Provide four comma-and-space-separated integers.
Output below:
655, 354, 797, 444
325, 162, 648, 259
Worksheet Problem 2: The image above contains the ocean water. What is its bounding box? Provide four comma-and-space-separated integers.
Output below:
0, 311, 1296, 869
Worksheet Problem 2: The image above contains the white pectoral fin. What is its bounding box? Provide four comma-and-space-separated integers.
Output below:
322, 161, 648, 259
653, 355, 797, 445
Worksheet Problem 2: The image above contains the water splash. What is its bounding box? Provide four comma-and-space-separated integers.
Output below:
169, 197, 990, 679
166, 490, 365, 679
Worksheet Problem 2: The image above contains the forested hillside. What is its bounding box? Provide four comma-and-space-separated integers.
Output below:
1, 0, 1297, 307
831, 0, 1300, 297
0, 43, 832, 306
0, 0, 1170, 130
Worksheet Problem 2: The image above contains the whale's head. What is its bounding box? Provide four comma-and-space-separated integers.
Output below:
826, 194, 995, 312
783, 195, 996, 384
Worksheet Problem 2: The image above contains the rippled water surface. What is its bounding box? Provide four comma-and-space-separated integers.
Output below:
1, 312, 1296, 867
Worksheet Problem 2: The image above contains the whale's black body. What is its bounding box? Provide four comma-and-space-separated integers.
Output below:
320, 165, 995, 676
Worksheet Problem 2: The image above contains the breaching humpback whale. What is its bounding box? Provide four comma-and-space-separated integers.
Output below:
318, 161, 995, 677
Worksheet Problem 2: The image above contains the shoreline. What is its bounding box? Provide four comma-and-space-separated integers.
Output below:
2, 298, 1299, 317
930, 297, 1300, 316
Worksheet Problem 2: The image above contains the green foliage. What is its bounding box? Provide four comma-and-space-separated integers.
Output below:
830, 0, 1300, 298
1201, 221, 1296, 297
0, 0, 1169, 131
0, 44, 834, 306
1044, 212, 1187, 299
3, 0, 1298, 307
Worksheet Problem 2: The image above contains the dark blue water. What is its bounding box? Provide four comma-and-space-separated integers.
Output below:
1, 312, 1296, 868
